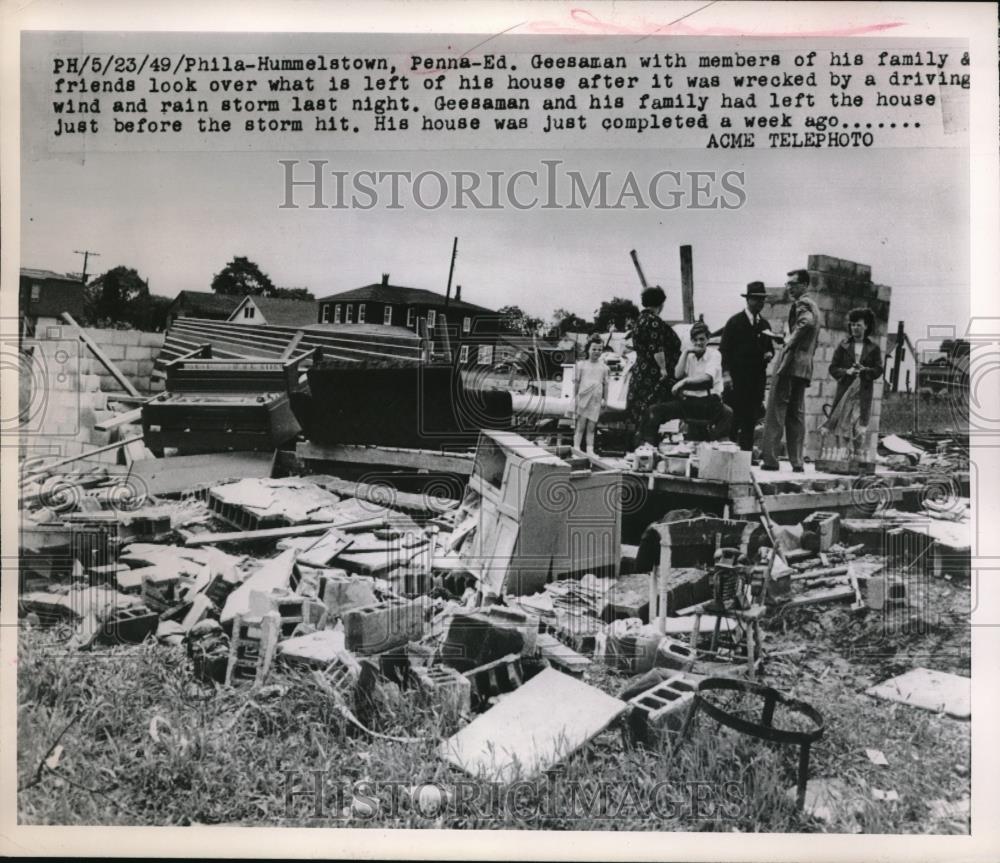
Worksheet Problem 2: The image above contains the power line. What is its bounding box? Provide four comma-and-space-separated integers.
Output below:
73, 249, 100, 285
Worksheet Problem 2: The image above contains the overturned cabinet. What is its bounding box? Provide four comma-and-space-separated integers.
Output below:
142, 346, 316, 454
460, 430, 621, 596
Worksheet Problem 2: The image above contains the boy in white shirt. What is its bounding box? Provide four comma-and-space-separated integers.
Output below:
637, 321, 733, 445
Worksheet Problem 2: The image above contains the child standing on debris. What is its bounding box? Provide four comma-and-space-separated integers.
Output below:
573, 336, 609, 455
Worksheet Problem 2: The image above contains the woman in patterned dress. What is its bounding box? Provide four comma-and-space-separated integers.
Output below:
626, 286, 682, 443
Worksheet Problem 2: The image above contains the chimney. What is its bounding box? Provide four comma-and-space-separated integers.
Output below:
455, 284, 462, 302
381, 273, 390, 287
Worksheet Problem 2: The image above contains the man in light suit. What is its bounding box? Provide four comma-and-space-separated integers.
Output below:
760, 269, 821, 472
720, 281, 774, 454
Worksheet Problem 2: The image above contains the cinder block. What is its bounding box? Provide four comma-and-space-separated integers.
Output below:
124, 344, 150, 360
320, 571, 378, 617
116, 359, 139, 376
102, 343, 127, 361
654, 637, 696, 671
626, 674, 699, 746
135, 359, 156, 377
412, 664, 472, 718
78, 373, 102, 392
342, 598, 426, 655
139, 331, 166, 348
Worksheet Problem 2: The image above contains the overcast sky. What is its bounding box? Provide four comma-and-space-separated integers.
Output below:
22, 144, 969, 345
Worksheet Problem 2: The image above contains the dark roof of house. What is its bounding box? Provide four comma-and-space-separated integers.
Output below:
170, 291, 242, 315
886, 332, 916, 354
318, 282, 493, 315
237, 296, 318, 326
20, 267, 81, 284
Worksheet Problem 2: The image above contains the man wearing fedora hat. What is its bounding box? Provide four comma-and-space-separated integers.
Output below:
760, 269, 821, 472
720, 281, 775, 455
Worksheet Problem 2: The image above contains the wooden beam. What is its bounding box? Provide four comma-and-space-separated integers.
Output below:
184, 516, 386, 546
94, 407, 143, 432
125, 450, 275, 496
296, 441, 475, 475
731, 486, 907, 515
280, 330, 305, 360
20, 435, 144, 485
60, 312, 141, 397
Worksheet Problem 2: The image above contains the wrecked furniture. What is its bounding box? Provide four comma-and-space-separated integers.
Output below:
460, 430, 622, 596
142, 347, 315, 454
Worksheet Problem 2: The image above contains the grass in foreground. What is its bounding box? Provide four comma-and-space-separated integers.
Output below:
16, 577, 970, 831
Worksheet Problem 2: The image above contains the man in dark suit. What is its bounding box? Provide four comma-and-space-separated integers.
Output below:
761, 269, 821, 472
720, 281, 774, 454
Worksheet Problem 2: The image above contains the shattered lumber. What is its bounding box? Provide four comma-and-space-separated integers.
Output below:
184, 516, 386, 546
20, 435, 145, 484
61, 312, 142, 398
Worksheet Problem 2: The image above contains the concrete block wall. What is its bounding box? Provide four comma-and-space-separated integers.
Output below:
21, 321, 164, 465
762, 255, 892, 461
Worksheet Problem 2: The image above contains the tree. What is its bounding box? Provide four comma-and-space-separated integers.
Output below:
211, 256, 275, 296
497, 304, 545, 336
551, 307, 591, 336
86, 266, 149, 326
594, 297, 640, 333
269, 287, 315, 301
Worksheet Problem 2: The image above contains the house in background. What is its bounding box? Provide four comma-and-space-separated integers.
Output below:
165, 291, 242, 328
228, 295, 318, 327
317, 274, 502, 365
19, 268, 85, 331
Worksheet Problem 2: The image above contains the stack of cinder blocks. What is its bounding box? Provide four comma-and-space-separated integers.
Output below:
762, 255, 891, 462
21, 320, 164, 462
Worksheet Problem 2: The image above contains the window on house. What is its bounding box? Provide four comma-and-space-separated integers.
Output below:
406, 307, 415, 327
321, 304, 330, 323
459, 345, 470, 363
334, 304, 342, 324
30, 284, 41, 302
427, 310, 436, 330
244, 305, 254, 319
345, 304, 353, 323
463, 316, 471, 333
477, 345, 493, 365
384, 305, 393, 325
358, 303, 366, 323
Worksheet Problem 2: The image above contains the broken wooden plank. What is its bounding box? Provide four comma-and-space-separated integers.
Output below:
124, 451, 274, 496
784, 584, 856, 608
296, 441, 475, 476
438, 667, 627, 782
94, 406, 145, 432
185, 516, 386, 546
220, 549, 297, 624
732, 486, 907, 516
20, 436, 145, 485
61, 312, 141, 397
866, 668, 970, 719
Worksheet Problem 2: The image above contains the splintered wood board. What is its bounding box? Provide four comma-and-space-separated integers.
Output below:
866, 667, 970, 719
438, 668, 627, 782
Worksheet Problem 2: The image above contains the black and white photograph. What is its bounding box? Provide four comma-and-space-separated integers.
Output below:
2, 1, 998, 859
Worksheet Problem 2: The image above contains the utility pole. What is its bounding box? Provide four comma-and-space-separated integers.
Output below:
74, 249, 100, 284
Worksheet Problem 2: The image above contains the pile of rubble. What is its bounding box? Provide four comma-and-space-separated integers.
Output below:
17, 431, 971, 785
